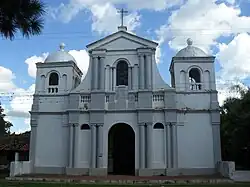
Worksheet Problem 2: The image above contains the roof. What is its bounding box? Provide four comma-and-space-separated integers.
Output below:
175, 38, 208, 57
44, 43, 76, 63
86, 30, 158, 50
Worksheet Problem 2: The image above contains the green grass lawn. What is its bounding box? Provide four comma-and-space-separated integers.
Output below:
0, 181, 250, 187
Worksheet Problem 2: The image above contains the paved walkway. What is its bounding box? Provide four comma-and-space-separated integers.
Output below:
6, 174, 233, 184
231, 171, 250, 182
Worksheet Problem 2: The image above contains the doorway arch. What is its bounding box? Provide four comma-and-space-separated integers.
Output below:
108, 123, 135, 175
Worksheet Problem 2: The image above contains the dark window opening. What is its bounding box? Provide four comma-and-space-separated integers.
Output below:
80, 124, 90, 130
189, 68, 201, 90
153, 123, 164, 129
49, 72, 59, 86
116, 60, 128, 86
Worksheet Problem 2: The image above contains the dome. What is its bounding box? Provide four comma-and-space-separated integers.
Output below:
44, 43, 76, 63
175, 38, 207, 57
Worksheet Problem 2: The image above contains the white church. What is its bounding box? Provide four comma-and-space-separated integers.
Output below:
26, 24, 222, 176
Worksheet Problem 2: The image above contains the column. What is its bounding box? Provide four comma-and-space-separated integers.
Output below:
139, 124, 145, 169
97, 124, 104, 168
113, 67, 116, 90
99, 57, 105, 90
139, 55, 145, 90
69, 124, 74, 168
105, 65, 110, 91
133, 64, 139, 90
29, 123, 37, 165
212, 123, 222, 164
91, 124, 97, 168
90, 57, 94, 90
166, 123, 172, 168
151, 53, 156, 90
109, 67, 112, 91
146, 123, 153, 168
171, 123, 178, 168
128, 67, 132, 90
146, 54, 152, 89
73, 124, 79, 168
93, 57, 99, 90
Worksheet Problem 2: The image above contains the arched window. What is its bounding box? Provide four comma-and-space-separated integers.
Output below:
189, 68, 201, 90
80, 124, 90, 130
116, 60, 128, 86
49, 72, 59, 86
153, 123, 164, 129
189, 68, 201, 83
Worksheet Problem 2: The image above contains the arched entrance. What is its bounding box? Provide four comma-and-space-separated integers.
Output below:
108, 123, 135, 175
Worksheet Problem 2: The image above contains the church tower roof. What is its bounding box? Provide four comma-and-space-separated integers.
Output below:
175, 38, 208, 57
44, 43, 76, 63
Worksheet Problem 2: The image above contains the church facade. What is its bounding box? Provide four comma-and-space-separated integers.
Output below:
29, 26, 221, 176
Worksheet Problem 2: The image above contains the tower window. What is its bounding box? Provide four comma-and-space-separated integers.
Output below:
49, 72, 59, 86
116, 60, 128, 86
189, 68, 201, 90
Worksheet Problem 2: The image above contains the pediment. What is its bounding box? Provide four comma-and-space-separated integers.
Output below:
86, 31, 158, 51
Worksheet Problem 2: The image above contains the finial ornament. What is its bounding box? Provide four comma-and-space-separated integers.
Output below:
187, 38, 193, 46
59, 43, 66, 51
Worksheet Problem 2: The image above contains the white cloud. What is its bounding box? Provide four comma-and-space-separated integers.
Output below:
90, 3, 141, 34
49, 0, 185, 24
69, 50, 89, 75
156, 0, 250, 52
217, 33, 250, 80
0, 66, 16, 92
25, 53, 48, 78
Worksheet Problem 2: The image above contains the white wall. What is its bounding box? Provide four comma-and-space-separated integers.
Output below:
35, 114, 68, 167
152, 127, 165, 168
177, 113, 214, 168
75, 126, 91, 168
176, 94, 211, 110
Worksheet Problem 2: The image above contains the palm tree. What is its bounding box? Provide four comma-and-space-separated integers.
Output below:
0, 0, 46, 40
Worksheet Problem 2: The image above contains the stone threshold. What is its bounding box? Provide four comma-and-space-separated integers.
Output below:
6, 176, 234, 184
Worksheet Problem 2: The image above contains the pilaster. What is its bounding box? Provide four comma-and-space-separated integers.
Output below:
105, 65, 110, 91
99, 57, 105, 90
97, 124, 104, 168
139, 123, 146, 169
91, 124, 97, 168
93, 57, 99, 90
139, 55, 145, 90
128, 66, 132, 90
133, 64, 139, 90
146, 122, 153, 168
146, 54, 152, 89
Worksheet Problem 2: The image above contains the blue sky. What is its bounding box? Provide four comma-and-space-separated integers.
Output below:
1, 0, 250, 133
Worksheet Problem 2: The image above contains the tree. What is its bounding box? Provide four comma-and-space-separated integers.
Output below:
0, 0, 46, 40
220, 85, 250, 169
0, 103, 13, 136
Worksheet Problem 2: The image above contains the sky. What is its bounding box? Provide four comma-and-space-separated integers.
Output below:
1, 0, 250, 133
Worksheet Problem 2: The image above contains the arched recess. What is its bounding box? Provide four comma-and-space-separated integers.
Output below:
79, 124, 91, 168
62, 74, 67, 91
153, 123, 165, 168
188, 67, 202, 90
116, 60, 129, 86
204, 70, 210, 90
49, 72, 59, 86
40, 75, 46, 91
80, 124, 90, 130
108, 123, 135, 175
